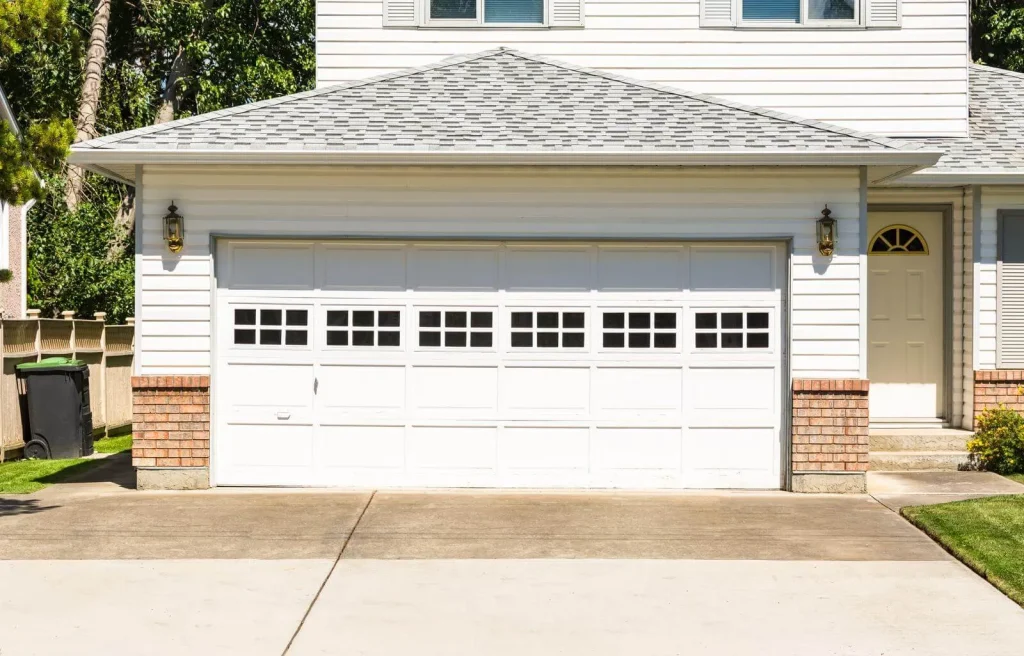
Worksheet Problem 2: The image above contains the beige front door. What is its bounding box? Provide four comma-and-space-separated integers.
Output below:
867, 211, 944, 423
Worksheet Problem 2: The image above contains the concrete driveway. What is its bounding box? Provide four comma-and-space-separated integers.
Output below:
1, 471, 1022, 655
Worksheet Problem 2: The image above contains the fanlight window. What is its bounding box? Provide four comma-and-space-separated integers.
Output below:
869, 225, 929, 254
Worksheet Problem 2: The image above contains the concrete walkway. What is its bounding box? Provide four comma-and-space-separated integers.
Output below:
868, 470, 1024, 511
1, 478, 1023, 655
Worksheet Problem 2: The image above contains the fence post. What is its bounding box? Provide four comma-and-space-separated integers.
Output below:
96, 312, 108, 438
63, 311, 75, 359
26, 310, 40, 363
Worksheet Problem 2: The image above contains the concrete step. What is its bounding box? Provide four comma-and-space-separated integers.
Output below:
869, 450, 971, 472
869, 429, 973, 453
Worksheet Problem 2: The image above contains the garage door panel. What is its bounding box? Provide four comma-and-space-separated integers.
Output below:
593, 368, 683, 415
597, 248, 685, 291
318, 365, 406, 416
504, 247, 591, 291
687, 367, 777, 426
223, 243, 315, 290
690, 247, 776, 292
223, 362, 314, 422
686, 427, 778, 489
411, 367, 498, 413
591, 428, 682, 472
217, 424, 314, 486
316, 425, 405, 470
501, 367, 590, 414
319, 245, 406, 291
407, 426, 497, 471
410, 247, 499, 291
499, 427, 590, 471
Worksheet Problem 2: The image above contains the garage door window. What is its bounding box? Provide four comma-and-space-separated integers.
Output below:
233, 308, 308, 347
693, 311, 770, 349
419, 309, 494, 348
602, 310, 678, 349
509, 310, 585, 348
326, 309, 401, 347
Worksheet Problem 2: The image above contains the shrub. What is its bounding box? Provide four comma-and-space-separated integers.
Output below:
968, 405, 1024, 474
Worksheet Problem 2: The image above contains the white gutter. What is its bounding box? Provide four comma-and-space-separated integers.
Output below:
901, 170, 1024, 186
70, 148, 943, 170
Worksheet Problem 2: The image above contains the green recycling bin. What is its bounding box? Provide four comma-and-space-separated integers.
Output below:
16, 357, 93, 459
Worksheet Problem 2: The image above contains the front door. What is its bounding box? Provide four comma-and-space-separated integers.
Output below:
867, 211, 944, 424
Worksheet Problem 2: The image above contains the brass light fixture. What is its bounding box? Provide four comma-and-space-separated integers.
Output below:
816, 206, 836, 257
163, 202, 184, 253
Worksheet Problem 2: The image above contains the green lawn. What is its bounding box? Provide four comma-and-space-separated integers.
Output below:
0, 435, 132, 494
903, 495, 1024, 606
1007, 474, 1024, 485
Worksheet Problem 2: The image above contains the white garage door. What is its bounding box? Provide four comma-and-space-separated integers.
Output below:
213, 240, 784, 489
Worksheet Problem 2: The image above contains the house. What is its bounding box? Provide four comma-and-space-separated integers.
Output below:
69, 0, 1024, 493
0, 83, 31, 319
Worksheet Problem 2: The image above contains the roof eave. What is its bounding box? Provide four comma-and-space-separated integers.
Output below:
898, 170, 1024, 186
70, 148, 942, 171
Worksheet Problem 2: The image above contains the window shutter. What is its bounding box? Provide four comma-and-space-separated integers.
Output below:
549, 0, 585, 27
700, 0, 736, 27
999, 215, 1024, 367
865, 0, 901, 28
383, 0, 418, 26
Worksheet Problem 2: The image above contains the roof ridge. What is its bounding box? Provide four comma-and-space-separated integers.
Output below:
497, 48, 912, 152
80, 49, 510, 149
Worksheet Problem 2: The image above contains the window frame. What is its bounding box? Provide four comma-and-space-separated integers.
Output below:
598, 308, 681, 352
690, 308, 774, 353
738, 0, 861, 28
507, 308, 588, 351
423, 0, 548, 27
322, 306, 405, 351
415, 306, 497, 351
230, 304, 312, 350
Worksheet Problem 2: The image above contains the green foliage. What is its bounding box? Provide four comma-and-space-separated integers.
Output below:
26, 174, 135, 322
973, 0, 1024, 72
968, 404, 1024, 474
0, 117, 74, 204
0, 0, 67, 61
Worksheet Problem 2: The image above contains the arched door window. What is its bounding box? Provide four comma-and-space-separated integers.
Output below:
869, 225, 929, 254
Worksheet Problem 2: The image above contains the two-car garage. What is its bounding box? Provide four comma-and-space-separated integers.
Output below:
213, 239, 785, 489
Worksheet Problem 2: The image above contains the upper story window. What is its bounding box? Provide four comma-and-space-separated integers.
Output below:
742, 0, 857, 24
429, 0, 544, 24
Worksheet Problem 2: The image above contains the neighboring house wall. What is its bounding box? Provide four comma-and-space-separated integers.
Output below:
0, 202, 25, 319
868, 186, 973, 429
136, 165, 864, 378
316, 0, 970, 136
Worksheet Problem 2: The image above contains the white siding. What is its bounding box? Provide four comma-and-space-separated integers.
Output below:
137, 165, 863, 378
977, 186, 1024, 371
868, 186, 973, 429
316, 0, 969, 137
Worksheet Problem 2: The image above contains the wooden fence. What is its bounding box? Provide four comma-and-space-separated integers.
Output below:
0, 312, 135, 461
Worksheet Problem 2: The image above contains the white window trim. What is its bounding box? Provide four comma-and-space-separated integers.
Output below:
507, 308, 588, 351
421, 0, 549, 28
415, 306, 497, 351
736, 0, 863, 29
598, 308, 681, 352
231, 304, 312, 350
323, 306, 405, 351
0, 201, 9, 270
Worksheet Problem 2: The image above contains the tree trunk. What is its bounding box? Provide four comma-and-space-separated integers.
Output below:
106, 45, 189, 261
65, 0, 112, 211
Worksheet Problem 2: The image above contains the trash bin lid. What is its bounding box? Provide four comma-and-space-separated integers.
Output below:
16, 356, 87, 371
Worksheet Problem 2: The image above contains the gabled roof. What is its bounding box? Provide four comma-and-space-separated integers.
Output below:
909, 65, 1024, 184
70, 48, 938, 182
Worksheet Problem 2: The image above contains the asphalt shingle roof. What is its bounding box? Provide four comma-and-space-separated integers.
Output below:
76, 48, 916, 155
915, 65, 1024, 175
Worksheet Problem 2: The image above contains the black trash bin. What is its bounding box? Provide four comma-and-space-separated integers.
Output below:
16, 357, 93, 459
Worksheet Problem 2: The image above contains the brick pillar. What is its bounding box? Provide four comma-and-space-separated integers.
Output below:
974, 370, 1024, 425
791, 379, 869, 493
132, 375, 211, 490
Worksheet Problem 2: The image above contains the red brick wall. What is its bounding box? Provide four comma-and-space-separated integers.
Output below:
131, 376, 210, 468
974, 371, 1024, 420
791, 379, 869, 473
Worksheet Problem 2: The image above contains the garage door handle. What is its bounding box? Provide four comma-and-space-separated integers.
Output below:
276, 411, 291, 420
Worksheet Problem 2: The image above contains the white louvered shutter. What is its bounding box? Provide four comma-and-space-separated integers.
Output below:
998, 217, 1024, 367
383, 0, 418, 26
700, 0, 736, 27
549, 0, 585, 27
865, 0, 901, 27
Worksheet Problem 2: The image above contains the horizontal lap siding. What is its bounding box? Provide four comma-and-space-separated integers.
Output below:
138, 165, 862, 376
978, 187, 1024, 371
317, 0, 969, 136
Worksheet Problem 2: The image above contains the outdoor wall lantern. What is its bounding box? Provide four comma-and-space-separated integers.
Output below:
816, 206, 836, 257
163, 202, 184, 253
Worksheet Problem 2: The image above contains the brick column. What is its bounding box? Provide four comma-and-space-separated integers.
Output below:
791, 379, 869, 493
132, 375, 211, 490
974, 370, 1024, 423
